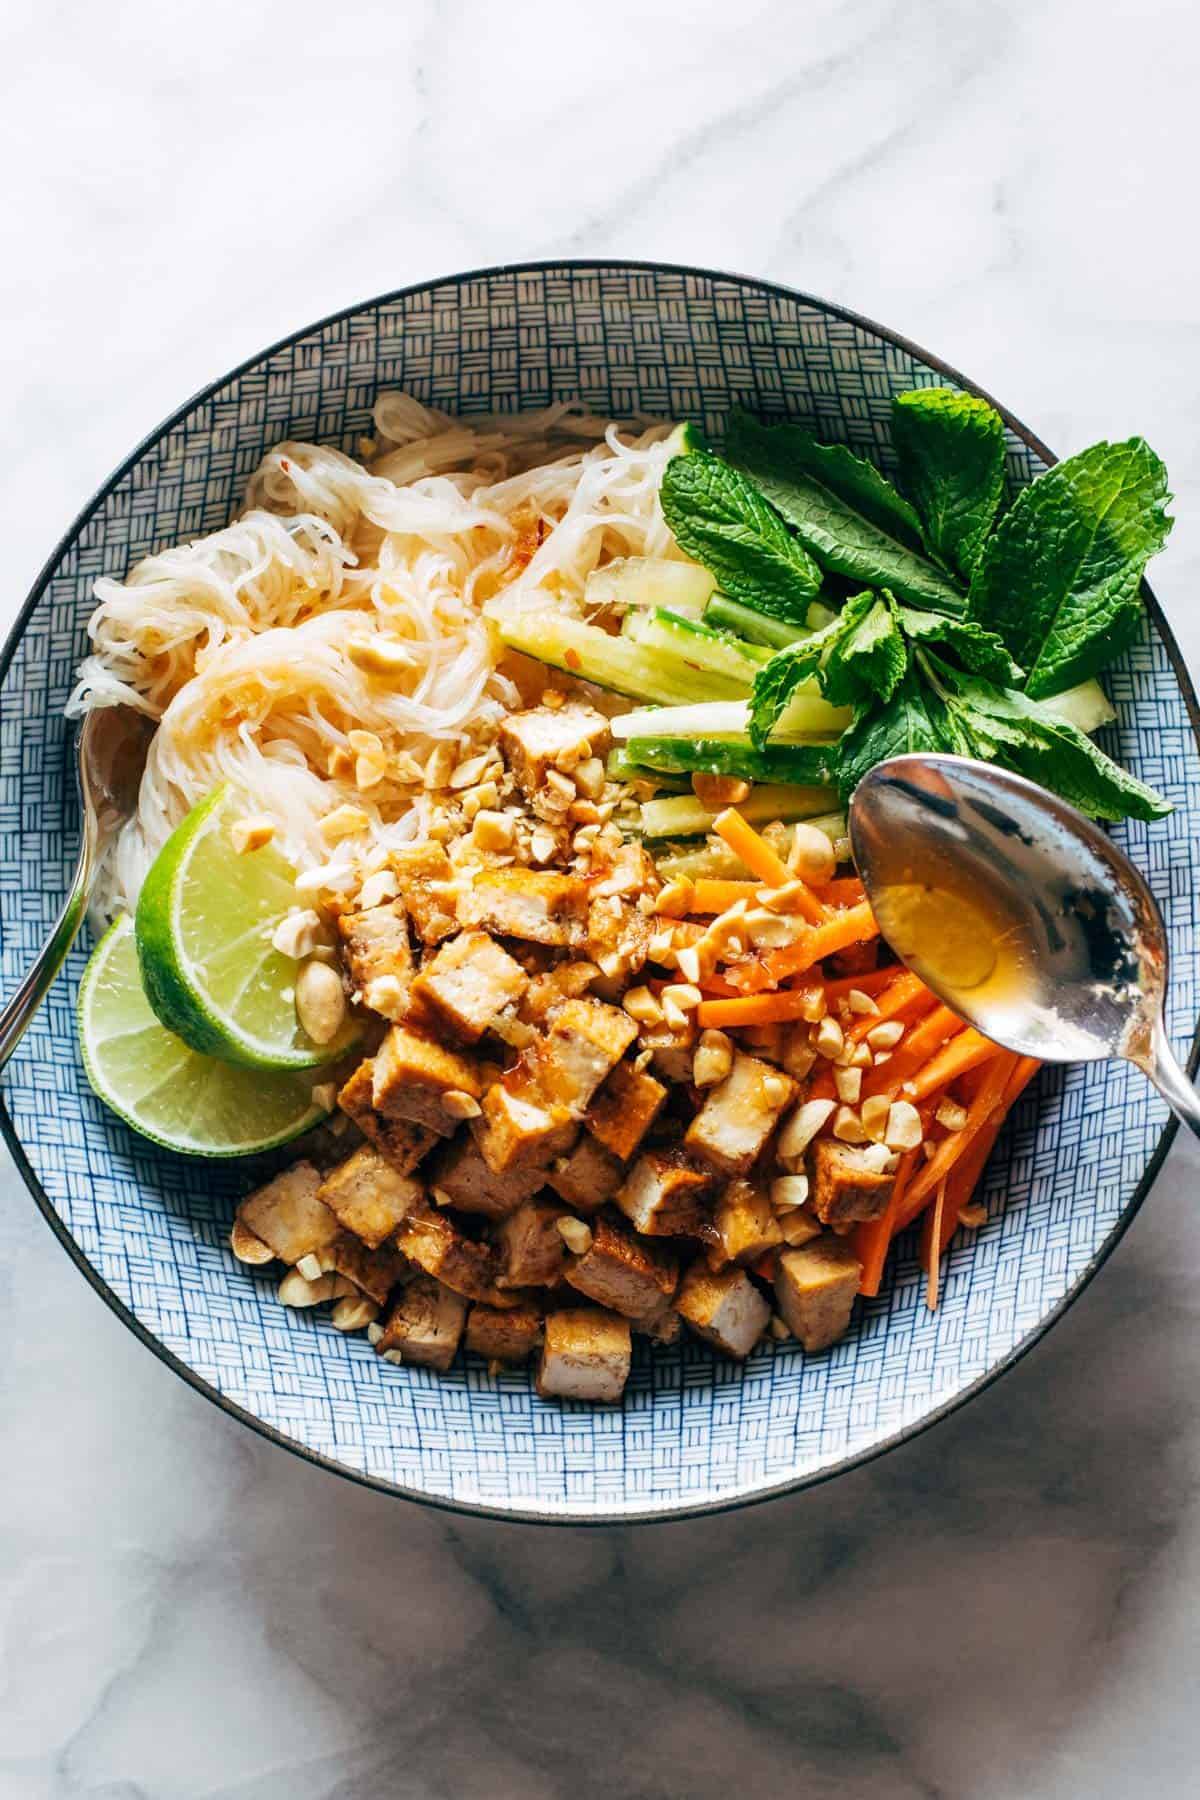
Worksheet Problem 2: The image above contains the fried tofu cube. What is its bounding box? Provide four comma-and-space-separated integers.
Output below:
585, 893, 652, 983
584, 1060, 667, 1162
430, 1131, 545, 1221
337, 898, 412, 1001
546, 1134, 624, 1213
500, 702, 612, 797
684, 1052, 796, 1178
410, 930, 529, 1043
394, 1207, 505, 1304
615, 1150, 714, 1237
775, 1235, 862, 1352
631, 1301, 682, 1346
457, 868, 588, 948
466, 1301, 543, 1365
533, 998, 638, 1117
316, 1146, 424, 1250
388, 843, 458, 945
328, 1232, 408, 1306
676, 1262, 771, 1359
707, 1179, 783, 1270
809, 1139, 894, 1226
536, 1306, 631, 1404
238, 1163, 339, 1264
565, 1211, 677, 1320
337, 1061, 439, 1174
641, 1018, 698, 1086
372, 1025, 482, 1134
474, 1081, 577, 1175
377, 1275, 467, 1371
495, 1197, 570, 1289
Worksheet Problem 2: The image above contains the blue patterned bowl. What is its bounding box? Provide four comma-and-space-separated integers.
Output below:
5, 263, 1197, 1522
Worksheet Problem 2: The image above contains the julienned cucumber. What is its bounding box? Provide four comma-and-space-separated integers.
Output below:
622, 607, 772, 681
704, 594, 837, 647
491, 610, 748, 705
584, 556, 715, 618
654, 814, 849, 880
607, 746, 689, 789
610, 693, 853, 741
623, 735, 839, 786
1035, 678, 1115, 735
639, 784, 838, 839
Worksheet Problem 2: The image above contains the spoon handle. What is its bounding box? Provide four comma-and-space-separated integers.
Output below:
1138, 1018, 1200, 1141
0, 835, 94, 1072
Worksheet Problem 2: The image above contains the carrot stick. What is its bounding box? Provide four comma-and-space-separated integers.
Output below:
821, 876, 867, 909
844, 969, 932, 1043
820, 965, 897, 1001
760, 900, 879, 981
925, 1180, 949, 1310
698, 973, 741, 998
908, 1028, 1002, 1104
806, 1064, 838, 1103
854, 1147, 919, 1298
901, 1052, 1017, 1220
690, 878, 759, 914
860, 1004, 964, 1099
712, 808, 795, 890
922, 1054, 1043, 1261
695, 989, 821, 1028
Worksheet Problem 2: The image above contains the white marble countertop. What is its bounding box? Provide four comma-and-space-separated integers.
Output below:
4, 1, 1200, 1794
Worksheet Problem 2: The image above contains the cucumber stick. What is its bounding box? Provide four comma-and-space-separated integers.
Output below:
492, 610, 748, 704
610, 692, 853, 741
704, 594, 837, 647
606, 747, 689, 790
622, 607, 771, 681
623, 735, 838, 786
639, 784, 838, 839
655, 814, 849, 880
585, 556, 715, 618
1036, 678, 1115, 735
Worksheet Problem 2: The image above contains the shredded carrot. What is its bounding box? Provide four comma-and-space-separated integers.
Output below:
712, 808, 794, 889
844, 969, 932, 1043
820, 965, 897, 1001
920, 1055, 1042, 1261
690, 878, 759, 914
860, 1004, 964, 1099
698, 973, 741, 998
1004, 1055, 1042, 1106
695, 989, 821, 1028
806, 1064, 838, 1103
925, 1180, 949, 1310
901, 1052, 1017, 1220
908, 1028, 1002, 1104
759, 900, 879, 981
821, 876, 867, 909
854, 1147, 919, 1297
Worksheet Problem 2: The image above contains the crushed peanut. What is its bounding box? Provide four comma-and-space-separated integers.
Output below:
813, 1015, 844, 1060
693, 1028, 733, 1088
867, 1019, 905, 1051
364, 974, 408, 1020
861, 1094, 892, 1142
770, 1173, 810, 1211
623, 985, 663, 1027
885, 1100, 923, 1151
654, 878, 695, 918
346, 632, 416, 677
332, 1295, 381, 1332
556, 1217, 594, 1255
442, 1089, 482, 1121
834, 1065, 863, 1104
271, 909, 326, 960
846, 988, 880, 1016
357, 868, 399, 909
832, 1105, 867, 1145
230, 1219, 274, 1265
778, 1097, 836, 1162
320, 804, 370, 844
230, 815, 275, 855
472, 809, 516, 852
692, 772, 751, 808
936, 1099, 969, 1132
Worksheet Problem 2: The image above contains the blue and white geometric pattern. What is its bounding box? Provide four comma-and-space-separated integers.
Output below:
2, 263, 1196, 1521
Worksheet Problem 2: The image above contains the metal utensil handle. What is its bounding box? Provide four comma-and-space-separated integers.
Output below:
1139, 1017, 1200, 1142
0, 828, 95, 1072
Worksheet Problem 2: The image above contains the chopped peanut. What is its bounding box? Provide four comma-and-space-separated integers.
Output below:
834, 1065, 863, 1104
885, 1100, 923, 1151
320, 804, 370, 844
846, 988, 880, 1017
693, 1028, 734, 1088
231, 815, 275, 854
556, 1217, 594, 1255
778, 1098, 836, 1162
813, 1016, 844, 1060
654, 879, 695, 918
770, 1174, 810, 1211
867, 1019, 906, 1051
832, 1106, 867, 1145
860, 1094, 891, 1141
936, 1099, 969, 1132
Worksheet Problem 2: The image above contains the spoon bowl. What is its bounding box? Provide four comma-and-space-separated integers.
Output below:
850, 754, 1198, 1136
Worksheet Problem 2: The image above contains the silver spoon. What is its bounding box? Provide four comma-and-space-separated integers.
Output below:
848, 753, 1200, 1139
0, 706, 150, 1070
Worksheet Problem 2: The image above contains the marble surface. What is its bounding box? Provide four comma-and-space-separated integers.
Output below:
3, 0, 1200, 1792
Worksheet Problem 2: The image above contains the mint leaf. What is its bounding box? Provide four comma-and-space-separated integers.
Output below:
835, 675, 949, 805
894, 603, 1023, 686
725, 411, 966, 615
967, 438, 1172, 699
660, 450, 821, 623
822, 593, 908, 707
891, 387, 1006, 581
747, 612, 846, 748
929, 657, 1171, 822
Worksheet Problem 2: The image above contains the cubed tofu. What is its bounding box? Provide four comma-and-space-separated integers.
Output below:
410, 930, 529, 1043
500, 702, 612, 797
466, 1301, 543, 1365
565, 1211, 677, 1320
707, 1179, 784, 1270
337, 898, 412, 1000
316, 1145, 424, 1249
532, 998, 638, 1118
430, 1131, 546, 1221
775, 1235, 862, 1352
615, 1150, 714, 1237
631, 1301, 682, 1346
377, 1275, 467, 1371
337, 1062, 439, 1175
457, 868, 588, 948
684, 1052, 796, 1178
641, 1019, 698, 1086
394, 1207, 506, 1305
585, 894, 652, 983
372, 1025, 482, 1134
585, 1060, 667, 1162
494, 1197, 570, 1289
474, 1081, 577, 1175
809, 1139, 895, 1227
327, 1232, 408, 1306
676, 1263, 770, 1359
388, 843, 458, 945
238, 1163, 340, 1264
536, 1306, 631, 1404
546, 1134, 624, 1213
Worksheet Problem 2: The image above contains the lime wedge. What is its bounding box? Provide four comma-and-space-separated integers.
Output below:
79, 916, 330, 1156
134, 784, 360, 1070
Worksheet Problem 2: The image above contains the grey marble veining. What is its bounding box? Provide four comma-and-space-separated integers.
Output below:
2, 0, 1200, 1793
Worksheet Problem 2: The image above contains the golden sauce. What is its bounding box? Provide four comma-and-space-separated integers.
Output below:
870, 851, 1037, 1024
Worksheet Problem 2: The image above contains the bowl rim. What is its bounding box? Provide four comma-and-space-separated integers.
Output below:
3, 256, 1196, 1526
